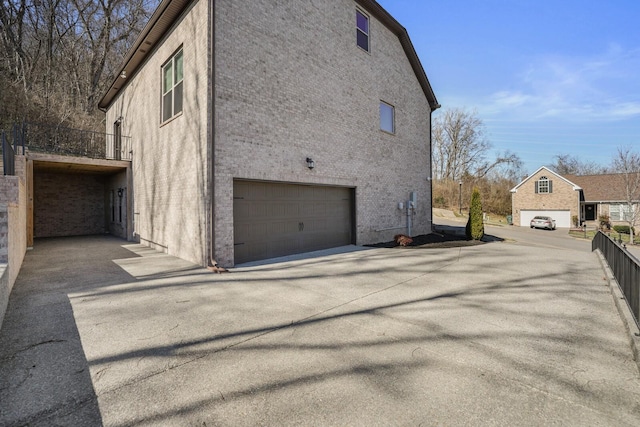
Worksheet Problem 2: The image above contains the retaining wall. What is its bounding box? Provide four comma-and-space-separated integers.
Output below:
0, 169, 27, 330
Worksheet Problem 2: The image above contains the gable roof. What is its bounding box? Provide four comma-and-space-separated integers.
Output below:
564, 173, 628, 202
510, 166, 582, 193
98, 0, 440, 111
512, 166, 638, 202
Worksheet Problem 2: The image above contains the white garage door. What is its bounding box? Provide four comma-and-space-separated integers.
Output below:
520, 210, 571, 228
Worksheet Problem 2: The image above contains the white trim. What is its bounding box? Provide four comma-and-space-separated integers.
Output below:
510, 166, 581, 193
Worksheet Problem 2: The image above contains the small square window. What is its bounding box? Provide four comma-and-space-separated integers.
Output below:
356, 10, 369, 52
380, 101, 395, 134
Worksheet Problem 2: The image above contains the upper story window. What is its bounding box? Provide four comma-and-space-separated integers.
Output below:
162, 48, 183, 123
535, 176, 552, 194
356, 9, 369, 52
380, 101, 395, 134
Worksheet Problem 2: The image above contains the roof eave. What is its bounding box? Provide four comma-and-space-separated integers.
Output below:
98, 0, 193, 110
355, 0, 439, 111
99, 0, 440, 112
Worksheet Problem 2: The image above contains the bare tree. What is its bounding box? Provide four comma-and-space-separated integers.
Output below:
432, 108, 521, 181
612, 146, 640, 244
0, 0, 158, 129
552, 153, 609, 176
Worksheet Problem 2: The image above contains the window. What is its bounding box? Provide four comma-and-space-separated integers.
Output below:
535, 176, 552, 194
356, 10, 369, 52
162, 49, 183, 122
610, 204, 634, 221
380, 101, 395, 134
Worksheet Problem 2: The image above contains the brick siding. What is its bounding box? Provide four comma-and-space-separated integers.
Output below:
106, 0, 434, 266
34, 172, 106, 237
512, 169, 579, 226
0, 174, 27, 330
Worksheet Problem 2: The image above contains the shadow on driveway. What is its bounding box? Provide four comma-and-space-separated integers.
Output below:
0, 235, 139, 426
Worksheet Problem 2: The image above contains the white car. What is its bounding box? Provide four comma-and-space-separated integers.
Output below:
530, 216, 556, 230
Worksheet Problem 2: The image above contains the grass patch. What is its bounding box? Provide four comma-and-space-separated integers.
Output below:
569, 229, 640, 244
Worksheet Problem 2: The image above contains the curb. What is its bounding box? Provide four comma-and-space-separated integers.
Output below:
595, 249, 640, 374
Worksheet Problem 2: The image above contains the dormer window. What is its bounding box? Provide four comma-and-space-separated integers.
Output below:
356, 9, 369, 52
535, 176, 552, 194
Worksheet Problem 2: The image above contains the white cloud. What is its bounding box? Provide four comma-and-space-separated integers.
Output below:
478, 45, 640, 122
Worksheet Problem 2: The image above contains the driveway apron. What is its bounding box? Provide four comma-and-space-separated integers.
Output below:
1, 235, 640, 426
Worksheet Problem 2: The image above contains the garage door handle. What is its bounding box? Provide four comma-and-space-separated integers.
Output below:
299, 222, 304, 231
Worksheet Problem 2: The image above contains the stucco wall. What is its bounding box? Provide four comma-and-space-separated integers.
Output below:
214, 0, 433, 265
105, 0, 210, 265
512, 170, 580, 226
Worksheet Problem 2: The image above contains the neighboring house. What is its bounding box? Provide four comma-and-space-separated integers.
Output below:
98, 0, 440, 266
510, 167, 582, 228
511, 166, 640, 229
566, 173, 640, 228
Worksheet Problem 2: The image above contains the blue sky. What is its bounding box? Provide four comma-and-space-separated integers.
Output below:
377, 0, 640, 175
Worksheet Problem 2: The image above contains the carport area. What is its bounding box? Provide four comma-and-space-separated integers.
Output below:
1, 236, 640, 425
28, 153, 131, 241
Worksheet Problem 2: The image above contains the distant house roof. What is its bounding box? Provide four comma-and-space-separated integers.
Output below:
564, 173, 628, 203
98, 0, 440, 111
510, 166, 582, 193
513, 165, 636, 203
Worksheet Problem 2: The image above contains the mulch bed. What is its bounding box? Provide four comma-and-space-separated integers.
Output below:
366, 233, 486, 249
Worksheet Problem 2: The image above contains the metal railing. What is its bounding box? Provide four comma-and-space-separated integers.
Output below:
1, 123, 25, 176
1, 130, 15, 175
21, 122, 131, 161
593, 231, 640, 328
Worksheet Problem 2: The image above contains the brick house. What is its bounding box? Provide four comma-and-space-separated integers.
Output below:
511, 166, 640, 229
511, 167, 581, 228
98, 0, 440, 266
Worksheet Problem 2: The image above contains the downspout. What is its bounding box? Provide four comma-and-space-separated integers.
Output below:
207, 0, 217, 268
429, 103, 441, 232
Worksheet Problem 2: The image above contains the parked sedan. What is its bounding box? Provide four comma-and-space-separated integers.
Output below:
530, 216, 556, 230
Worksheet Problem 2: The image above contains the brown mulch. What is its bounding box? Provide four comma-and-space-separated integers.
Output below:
367, 233, 488, 249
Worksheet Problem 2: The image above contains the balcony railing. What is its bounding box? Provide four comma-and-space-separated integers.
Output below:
18, 122, 131, 161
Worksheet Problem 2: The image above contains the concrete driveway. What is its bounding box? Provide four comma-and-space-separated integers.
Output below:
1, 235, 640, 426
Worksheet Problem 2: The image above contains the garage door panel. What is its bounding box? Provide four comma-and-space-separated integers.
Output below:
233, 181, 353, 264
520, 210, 571, 228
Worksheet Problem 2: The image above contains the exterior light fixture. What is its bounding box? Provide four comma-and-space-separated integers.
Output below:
120, 70, 127, 79
306, 157, 315, 170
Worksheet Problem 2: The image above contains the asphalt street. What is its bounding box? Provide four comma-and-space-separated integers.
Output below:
434, 214, 640, 260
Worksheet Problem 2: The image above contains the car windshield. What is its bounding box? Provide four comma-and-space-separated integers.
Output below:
533, 216, 549, 220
